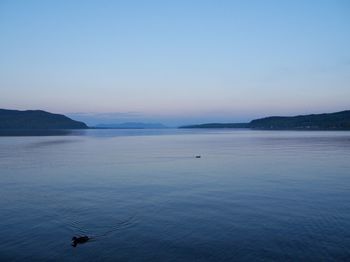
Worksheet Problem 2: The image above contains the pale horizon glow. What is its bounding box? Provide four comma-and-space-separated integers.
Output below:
1, 0, 349, 125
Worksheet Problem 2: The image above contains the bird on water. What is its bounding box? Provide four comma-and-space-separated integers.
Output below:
71, 236, 90, 247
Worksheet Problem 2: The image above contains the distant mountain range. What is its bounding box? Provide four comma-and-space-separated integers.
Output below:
180, 110, 350, 130
2, 109, 350, 131
180, 123, 249, 128
0, 109, 168, 131
94, 122, 167, 129
0, 109, 88, 129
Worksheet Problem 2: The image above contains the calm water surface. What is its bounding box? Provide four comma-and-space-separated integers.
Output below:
1, 129, 350, 261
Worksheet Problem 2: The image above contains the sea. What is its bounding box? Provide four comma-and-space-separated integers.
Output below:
0, 129, 350, 261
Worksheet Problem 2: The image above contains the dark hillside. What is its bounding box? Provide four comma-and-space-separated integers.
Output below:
249, 110, 350, 130
0, 109, 88, 129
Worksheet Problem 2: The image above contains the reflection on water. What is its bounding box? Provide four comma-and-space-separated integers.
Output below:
0, 129, 350, 261
0, 129, 86, 136
26, 139, 81, 148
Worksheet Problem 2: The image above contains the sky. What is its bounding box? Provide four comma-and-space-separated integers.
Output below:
1, 0, 349, 126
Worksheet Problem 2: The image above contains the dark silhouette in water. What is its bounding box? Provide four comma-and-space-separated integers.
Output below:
195, 155, 201, 158
69, 215, 136, 247
71, 236, 90, 247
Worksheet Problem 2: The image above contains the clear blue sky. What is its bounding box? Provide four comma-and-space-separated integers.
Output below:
1, 0, 349, 126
